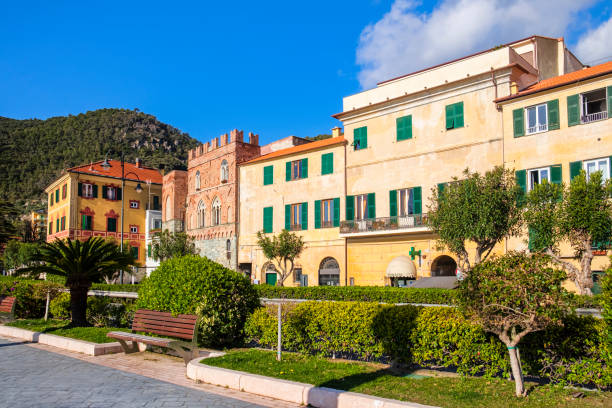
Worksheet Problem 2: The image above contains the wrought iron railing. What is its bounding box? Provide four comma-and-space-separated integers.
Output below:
340, 214, 428, 234
526, 123, 548, 134
582, 111, 608, 123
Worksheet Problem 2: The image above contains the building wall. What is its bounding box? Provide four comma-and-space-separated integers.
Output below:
162, 170, 187, 232
239, 140, 346, 286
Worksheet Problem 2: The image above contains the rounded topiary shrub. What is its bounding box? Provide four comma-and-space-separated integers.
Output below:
136, 255, 260, 348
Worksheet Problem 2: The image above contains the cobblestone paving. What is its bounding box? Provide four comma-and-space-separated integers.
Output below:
0, 337, 296, 408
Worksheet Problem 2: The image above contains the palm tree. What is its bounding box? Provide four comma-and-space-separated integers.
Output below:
18, 237, 136, 326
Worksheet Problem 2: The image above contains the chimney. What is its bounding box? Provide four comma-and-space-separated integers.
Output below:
510, 81, 518, 95
332, 127, 342, 137
248, 132, 259, 146
135, 158, 142, 168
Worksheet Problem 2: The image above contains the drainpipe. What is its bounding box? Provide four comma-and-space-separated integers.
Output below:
343, 137, 348, 286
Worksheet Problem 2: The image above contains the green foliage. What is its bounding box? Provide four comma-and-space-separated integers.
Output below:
427, 167, 522, 272
304, 134, 332, 141
523, 180, 563, 252
151, 230, 197, 262
90, 282, 140, 292
7, 319, 130, 343
137, 255, 259, 348
50, 292, 134, 327
0, 109, 199, 206
49, 292, 71, 319
2, 240, 40, 270
602, 261, 612, 360
0, 200, 19, 246
0, 277, 46, 318
256, 229, 305, 286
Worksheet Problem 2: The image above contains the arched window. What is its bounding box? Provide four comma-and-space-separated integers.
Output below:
220, 160, 229, 183
318, 257, 340, 286
226, 239, 231, 251
197, 201, 206, 228
212, 198, 221, 226
195, 170, 201, 190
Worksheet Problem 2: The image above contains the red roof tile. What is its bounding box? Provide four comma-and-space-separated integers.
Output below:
68, 160, 163, 184
244, 136, 346, 164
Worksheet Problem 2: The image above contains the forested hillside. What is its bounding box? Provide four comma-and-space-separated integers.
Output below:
0, 109, 198, 210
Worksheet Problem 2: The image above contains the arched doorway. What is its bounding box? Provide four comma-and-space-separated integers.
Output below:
431, 255, 457, 277
318, 257, 340, 286
262, 262, 278, 286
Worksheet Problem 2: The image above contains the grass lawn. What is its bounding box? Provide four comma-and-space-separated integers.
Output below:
204, 349, 611, 408
6, 319, 130, 343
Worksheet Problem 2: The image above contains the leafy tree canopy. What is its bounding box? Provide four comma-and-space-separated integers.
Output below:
256, 229, 305, 286
151, 230, 197, 262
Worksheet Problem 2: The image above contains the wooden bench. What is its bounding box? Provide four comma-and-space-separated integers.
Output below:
0, 296, 16, 322
107, 309, 199, 365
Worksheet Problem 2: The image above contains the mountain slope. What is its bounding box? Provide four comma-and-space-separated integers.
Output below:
0, 108, 199, 208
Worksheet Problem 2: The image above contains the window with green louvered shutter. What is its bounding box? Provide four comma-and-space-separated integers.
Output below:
301, 202, 308, 230
547, 99, 559, 130
516, 170, 527, 205
550, 164, 562, 185
314, 200, 321, 229
512, 108, 524, 137
454, 102, 464, 128
367, 193, 375, 219
413, 187, 422, 214
389, 190, 397, 217
569, 161, 582, 180
445, 102, 464, 130
92, 184, 98, 198
321, 153, 333, 175
346, 195, 354, 221
286, 162, 291, 181
353, 127, 367, 150
333, 198, 340, 227
437, 183, 446, 196
107, 217, 117, 232
567, 94, 580, 126
56, 219, 59, 232
102, 186, 108, 199
263, 207, 273, 233
396, 115, 412, 141
263, 165, 273, 185
56, 189, 59, 202
49, 222, 52, 235
49, 194, 53, 206
285, 204, 291, 230
301, 158, 308, 179
607, 86, 612, 118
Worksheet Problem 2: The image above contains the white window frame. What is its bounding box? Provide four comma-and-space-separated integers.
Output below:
527, 166, 551, 191
398, 188, 415, 216
106, 187, 117, 201
82, 183, 94, 198
525, 103, 548, 135
129, 200, 139, 209
130, 225, 138, 234
580, 88, 608, 123
583, 157, 611, 182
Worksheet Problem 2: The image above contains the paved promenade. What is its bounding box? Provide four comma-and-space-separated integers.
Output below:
0, 336, 297, 408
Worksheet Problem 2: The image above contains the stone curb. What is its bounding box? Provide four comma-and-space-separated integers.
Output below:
0, 325, 122, 356
187, 358, 438, 408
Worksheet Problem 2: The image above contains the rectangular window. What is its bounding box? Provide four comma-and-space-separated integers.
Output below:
287, 159, 308, 181
61, 216, 66, 231
398, 188, 415, 216
107, 217, 117, 232
527, 167, 550, 191
525, 103, 548, 134
129, 200, 139, 209
290, 203, 303, 230
153, 219, 162, 229
583, 158, 611, 182
130, 225, 138, 234
581, 88, 608, 123
321, 153, 333, 175
49, 194, 53, 206
263, 165, 273, 185
322, 199, 334, 228
130, 247, 138, 260
263, 206, 273, 233
291, 160, 302, 180
82, 183, 94, 198
105, 186, 118, 200
62, 184, 67, 199
49, 222, 53, 235
355, 194, 368, 220
153, 195, 160, 210
56, 218, 60, 233
353, 126, 367, 150
55, 189, 59, 202
396, 115, 412, 141
445, 102, 464, 130
82, 215, 93, 231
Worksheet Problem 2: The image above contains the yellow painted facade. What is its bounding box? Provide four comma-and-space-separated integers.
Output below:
44, 162, 162, 266
238, 138, 347, 286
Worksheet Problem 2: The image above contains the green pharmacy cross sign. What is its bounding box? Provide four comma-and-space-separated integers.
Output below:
409, 246, 421, 260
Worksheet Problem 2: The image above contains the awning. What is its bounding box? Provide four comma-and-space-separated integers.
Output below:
385, 256, 417, 278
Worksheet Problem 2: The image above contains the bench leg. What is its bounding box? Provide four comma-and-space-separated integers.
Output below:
168, 341, 197, 365
116, 338, 140, 354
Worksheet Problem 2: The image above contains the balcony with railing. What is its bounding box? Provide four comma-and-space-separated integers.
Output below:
340, 214, 429, 236
526, 123, 548, 135
582, 111, 608, 124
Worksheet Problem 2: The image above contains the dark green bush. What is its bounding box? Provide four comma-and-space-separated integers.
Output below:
90, 283, 140, 292
0, 277, 46, 318
49, 292, 135, 327
137, 255, 259, 348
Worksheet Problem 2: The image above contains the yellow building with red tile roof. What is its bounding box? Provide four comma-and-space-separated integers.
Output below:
45, 159, 162, 266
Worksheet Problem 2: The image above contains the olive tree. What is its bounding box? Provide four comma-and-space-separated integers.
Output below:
256, 229, 304, 287
427, 167, 523, 273
151, 230, 197, 262
459, 252, 569, 397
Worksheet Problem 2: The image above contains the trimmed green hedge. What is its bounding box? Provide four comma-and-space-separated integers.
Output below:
90, 283, 140, 292
245, 301, 611, 388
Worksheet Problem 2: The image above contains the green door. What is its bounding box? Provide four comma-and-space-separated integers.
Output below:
266, 272, 277, 286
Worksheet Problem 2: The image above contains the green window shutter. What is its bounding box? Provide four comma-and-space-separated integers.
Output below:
346, 195, 354, 221
102, 186, 108, 198
49, 194, 53, 205
512, 108, 525, 137
445, 104, 454, 129
92, 184, 98, 198
49, 222, 52, 234
413, 187, 422, 214
396, 115, 413, 141
569, 161, 582, 180
286, 162, 291, 181
437, 183, 446, 196
147, 244, 151, 257
389, 190, 397, 217
515, 169, 526, 206
116, 187, 121, 200
321, 153, 333, 175
55, 189, 59, 202
153, 195, 159, 210
454, 102, 464, 128
333, 197, 340, 227
56, 219, 59, 232
314, 200, 321, 229
263, 166, 273, 185
301, 202, 308, 230
263, 206, 273, 233
367, 193, 376, 219
301, 158, 308, 179
353, 126, 367, 150
77, 183, 82, 197
550, 164, 562, 185
607, 86, 612, 118
131, 247, 138, 260
567, 94, 580, 126
81, 215, 87, 230
285, 204, 291, 230
547, 99, 560, 130
107, 217, 116, 232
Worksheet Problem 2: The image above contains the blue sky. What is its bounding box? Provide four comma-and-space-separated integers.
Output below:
1, 1, 611, 145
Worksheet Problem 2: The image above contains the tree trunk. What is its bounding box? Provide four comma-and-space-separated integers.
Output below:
578, 241, 594, 296
69, 286, 90, 327
508, 347, 526, 397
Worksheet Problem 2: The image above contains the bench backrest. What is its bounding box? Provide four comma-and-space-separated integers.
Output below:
132, 309, 198, 341
0, 296, 16, 314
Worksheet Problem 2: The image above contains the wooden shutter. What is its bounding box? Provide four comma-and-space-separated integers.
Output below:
55, 189, 59, 202
264, 207, 273, 233
367, 193, 376, 219
50, 193, 53, 205
102, 186, 108, 199
116, 187, 121, 200
333, 197, 340, 227
569, 161, 582, 180
314, 200, 321, 229
389, 190, 397, 217
413, 187, 422, 214
77, 183, 82, 197
437, 183, 446, 196
550, 164, 562, 185
286, 162, 291, 181
454, 102, 464, 128
512, 108, 524, 137
301, 202, 308, 230
301, 158, 308, 179
92, 184, 98, 198
284, 204, 290, 230
515, 170, 526, 205
321, 153, 333, 175
353, 127, 360, 149
263, 166, 273, 185
547, 99, 559, 130
608, 86, 612, 118
56, 219, 59, 232
346, 195, 354, 221
397, 115, 412, 141
445, 104, 454, 129
360, 127, 368, 149
567, 94, 580, 126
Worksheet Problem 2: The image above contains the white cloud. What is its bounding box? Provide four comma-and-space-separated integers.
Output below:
356, 0, 596, 89
575, 15, 612, 65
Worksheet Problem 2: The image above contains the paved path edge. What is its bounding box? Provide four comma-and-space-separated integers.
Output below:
187, 358, 439, 408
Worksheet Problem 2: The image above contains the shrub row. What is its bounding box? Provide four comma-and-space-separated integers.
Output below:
245, 301, 611, 389
50, 292, 136, 327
